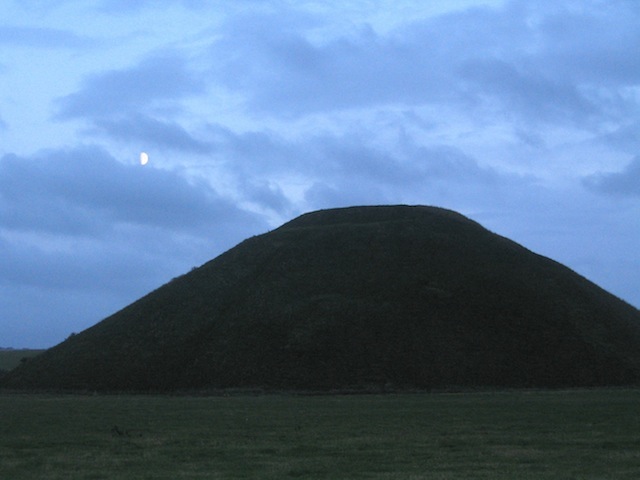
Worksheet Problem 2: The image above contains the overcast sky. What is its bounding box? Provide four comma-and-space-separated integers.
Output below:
1, 0, 639, 348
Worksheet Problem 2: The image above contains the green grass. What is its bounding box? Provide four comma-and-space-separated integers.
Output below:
1, 389, 640, 479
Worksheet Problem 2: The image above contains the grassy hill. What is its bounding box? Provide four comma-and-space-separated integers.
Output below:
3, 205, 640, 392
0, 349, 45, 374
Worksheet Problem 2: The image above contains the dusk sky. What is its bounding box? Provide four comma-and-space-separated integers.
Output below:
1, 0, 639, 348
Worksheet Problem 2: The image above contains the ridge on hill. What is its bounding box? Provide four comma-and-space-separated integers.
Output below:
3, 205, 640, 392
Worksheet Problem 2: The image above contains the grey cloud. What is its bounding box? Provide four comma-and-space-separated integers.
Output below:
0, 146, 262, 235
601, 122, 640, 153
241, 180, 292, 215
202, 123, 505, 217
458, 59, 596, 123
97, 0, 206, 13
203, 124, 302, 175
211, 15, 450, 115
584, 156, 640, 196
218, 123, 498, 188
0, 25, 94, 49
0, 233, 166, 294
0, 145, 269, 340
91, 114, 214, 154
197, 117, 507, 216
0, 146, 278, 350
314, 136, 423, 186
0, 219, 225, 347
208, 1, 637, 127
55, 53, 204, 119
533, 1, 640, 86
302, 141, 504, 212
304, 180, 390, 212
0, 284, 119, 348
319, 136, 499, 186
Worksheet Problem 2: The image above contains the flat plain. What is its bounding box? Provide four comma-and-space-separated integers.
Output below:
1, 389, 639, 479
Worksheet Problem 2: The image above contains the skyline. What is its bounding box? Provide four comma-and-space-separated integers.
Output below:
1, 0, 639, 348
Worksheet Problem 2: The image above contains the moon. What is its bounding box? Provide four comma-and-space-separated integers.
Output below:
140, 152, 149, 166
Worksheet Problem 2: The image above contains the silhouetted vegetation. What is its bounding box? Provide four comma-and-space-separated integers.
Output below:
0, 349, 45, 372
3, 205, 640, 392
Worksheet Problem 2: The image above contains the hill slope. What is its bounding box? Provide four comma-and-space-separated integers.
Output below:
4, 205, 640, 391
0, 349, 46, 372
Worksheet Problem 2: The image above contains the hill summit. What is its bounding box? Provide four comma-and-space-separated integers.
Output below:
4, 205, 640, 392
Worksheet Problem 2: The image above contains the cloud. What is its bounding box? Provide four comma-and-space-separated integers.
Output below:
213, 121, 499, 186
196, 121, 507, 217
52, 52, 210, 153
0, 231, 164, 294
0, 228, 206, 347
0, 145, 262, 236
55, 52, 204, 120
301, 142, 505, 212
599, 122, 640, 154
91, 114, 214, 153
240, 180, 292, 215
210, 13, 451, 115
315, 135, 499, 185
206, 0, 638, 130
584, 156, 640, 197
459, 58, 596, 123
96, 0, 206, 13
0, 144, 269, 345
0, 25, 94, 49
530, 0, 640, 86
3, 0, 640, 348
0, 283, 118, 348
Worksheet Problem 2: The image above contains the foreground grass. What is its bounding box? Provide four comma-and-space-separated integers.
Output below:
1, 389, 639, 479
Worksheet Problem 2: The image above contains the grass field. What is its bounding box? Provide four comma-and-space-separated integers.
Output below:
1, 389, 639, 479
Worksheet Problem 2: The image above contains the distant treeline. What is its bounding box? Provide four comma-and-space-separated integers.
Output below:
0, 349, 45, 372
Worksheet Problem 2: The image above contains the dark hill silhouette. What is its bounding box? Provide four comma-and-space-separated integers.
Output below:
4, 205, 640, 392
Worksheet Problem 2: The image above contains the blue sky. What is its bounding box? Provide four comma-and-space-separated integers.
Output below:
1, 0, 639, 348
